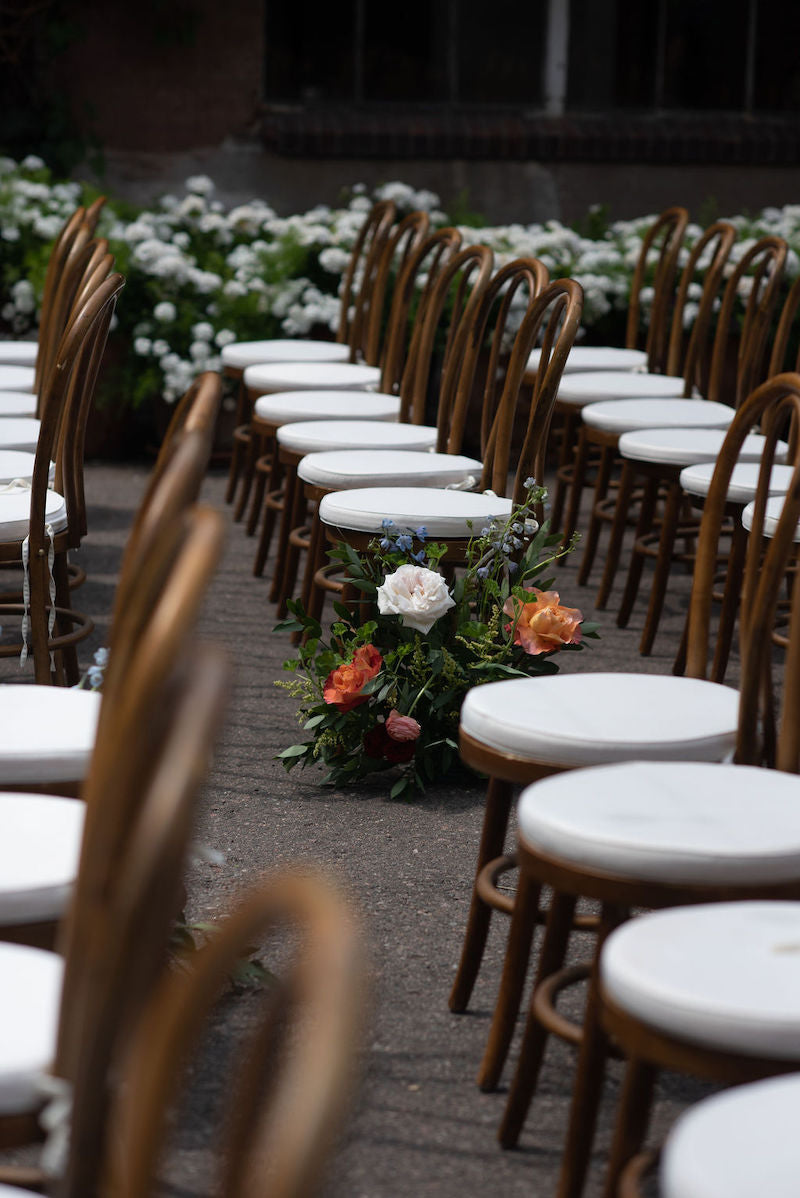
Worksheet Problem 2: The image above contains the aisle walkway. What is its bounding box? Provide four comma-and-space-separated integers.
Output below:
2, 459, 721, 1196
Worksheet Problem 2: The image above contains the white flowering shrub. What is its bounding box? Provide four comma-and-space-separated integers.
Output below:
4, 155, 800, 433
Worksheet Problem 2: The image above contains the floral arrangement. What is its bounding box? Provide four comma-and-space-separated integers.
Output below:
276, 483, 598, 799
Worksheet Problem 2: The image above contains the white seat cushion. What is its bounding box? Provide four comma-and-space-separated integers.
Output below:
528, 345, 648, 376
742, 494, 800, 541
0, 793, 84, 923
460, 673, 738, 766
601, 901, 800, 1057
243, 361, 380, 393
221, 338, 350, 370
0, 941, 62, 1113
0, 341, 38, 368
0, 686, 100, 784
319, 486, 513, 537
298, 450, 482, 490
557, 371, 687, 408
0, 419, 40, 453
0, 365, 34, 393
253, 389, 400, 426
582, 399, 734, 435
277, 419, 438, 455
0, 451, 39, 485
0, 391, 37, 418
518, 761, 800, 885
661, 1074, 800, 1198
0, 487, 67, 538
681, 461, 795, 504
620, 427, 788, 467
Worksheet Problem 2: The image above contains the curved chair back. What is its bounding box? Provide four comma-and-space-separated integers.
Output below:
56, 638, 230, 1198
363, 208, 431, 376
665, 220, 737, 396
338, 198, 397, 363
107, 871, 365, 1198
685, 372, 800, 765
626, 206, 689, 373
150, 369, 223, 487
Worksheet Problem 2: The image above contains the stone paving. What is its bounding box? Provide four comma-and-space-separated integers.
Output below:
3, 457, 730, 1196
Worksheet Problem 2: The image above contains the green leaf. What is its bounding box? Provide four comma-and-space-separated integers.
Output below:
276, 743, 310, 759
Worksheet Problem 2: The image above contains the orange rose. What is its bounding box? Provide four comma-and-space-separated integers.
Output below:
323, 643, 383, 711
503, 587, 583, 655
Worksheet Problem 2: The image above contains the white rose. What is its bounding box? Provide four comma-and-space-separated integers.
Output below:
376, 564, 455, 634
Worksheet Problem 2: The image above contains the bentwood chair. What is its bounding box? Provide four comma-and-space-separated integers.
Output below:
450, 374, 800, 1195
0, 196, 105, 394
0, 379, 222, 795
311, 273, 580, 629
0, 501, 226, 1167
250, 225, 466, 586
101, 871, 365, 1198
601, 236, 788, 654
224, 200, 404, 516
0, 268, 124, 684
544, 206, 690, 536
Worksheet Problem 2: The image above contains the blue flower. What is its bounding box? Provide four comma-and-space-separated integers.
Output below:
413, 525, 427, 541
395, 534, 414, 552
93, 647, 109, 667
476, 566, 489, 579
524, 476, 537, 489
508, 561, 518, 574
412, 549, 427, 564
381, 518, 395, 531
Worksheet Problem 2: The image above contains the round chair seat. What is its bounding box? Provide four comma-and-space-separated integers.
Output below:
601, 900, 800, 1057
0, 793, 84, 923
221, 338, 349, 371
0, 342, 37, 369
742, 494, 800, 540
582, 399, 734, 435
557, 371, 687, 409
0, 941, 62, 1113
0, 391, 37, 419
528, 345, 647, 376
243, 361, 380, 394
619, 427, 788, 467
0, 487, 66, 538
277, 419, 437, 456
0, 687, 101, 785
681, 461, 795, 505
518, 761, 800, 885
0, 451, 39, 485
0, 365, 34, 393
0, 419, 41, 453
661, 1073, 800, 1198
253, 389, 400, 427
318, 486, 513, 538
298, 450, 481, 491
460, 673, 738, 767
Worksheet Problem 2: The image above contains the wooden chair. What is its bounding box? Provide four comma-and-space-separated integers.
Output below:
450, 374, 800, 1198
104, 870, 365, 1198
0, 382, 221, 795
0, 503, 226, 1174
0, 268, 124, 684
247, 221, 460, 583
546, 206, 690, 537
223, 199, 399, 513
309, 268, 577, 630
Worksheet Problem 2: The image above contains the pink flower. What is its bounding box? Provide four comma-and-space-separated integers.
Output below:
503, 587, 583, 655
385, 709, 422, 742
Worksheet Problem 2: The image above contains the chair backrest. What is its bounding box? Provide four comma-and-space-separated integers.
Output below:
149, 369, 223, 488
362, 208, 431, 376
337, 199, 397, 363
56, 638, 230, 1198
477, 274, 584, 503
625, 206, 689, 373
705, 236, 788, 408
665, 220, 737, 396
685, 372, 800, 765
106, 871, 365, 1198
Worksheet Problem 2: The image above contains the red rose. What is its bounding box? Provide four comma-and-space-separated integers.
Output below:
323, 644, 383, 712
363, 722, 417, 764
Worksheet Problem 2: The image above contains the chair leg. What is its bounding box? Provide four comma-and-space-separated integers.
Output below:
561, 424, 591, 552
550, 411, 578, 536
51, 552, 80, 686
639, 481, 681, 656
246, 448, 276, 537
595, 462, 636, 611
449, 776, 515, 1014
577, 444, 614, 586
556, 903, 627, 1198
225, 380, 249, 504
275, 510, 309, 618
476, 869, 542, 1092
711, 517, 747, 683
498, 890, 578, 1147
233, 429, 259, 523
616, 476, 659, 629
600, 1058, 657, 1198
269, 463, 302, 602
